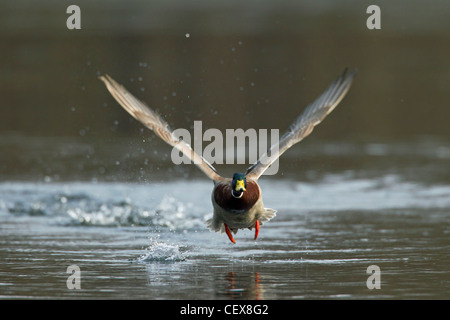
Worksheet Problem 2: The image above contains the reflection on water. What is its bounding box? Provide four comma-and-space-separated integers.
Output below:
219, 272, 263, 300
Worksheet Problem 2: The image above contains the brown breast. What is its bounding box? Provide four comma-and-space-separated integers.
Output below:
214, 180, 260, 213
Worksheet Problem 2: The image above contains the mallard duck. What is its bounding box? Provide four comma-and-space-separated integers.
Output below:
99, 68, 356, 243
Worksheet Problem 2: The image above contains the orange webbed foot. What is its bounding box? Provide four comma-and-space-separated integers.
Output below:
224, 223, 236, 244
254, 220, 260, 240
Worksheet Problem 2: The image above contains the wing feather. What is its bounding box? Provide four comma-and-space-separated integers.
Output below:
246, 68, 357, 180
99, 74, 223, 181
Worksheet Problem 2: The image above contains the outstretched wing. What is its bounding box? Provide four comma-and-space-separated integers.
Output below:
99, 74, 223, 181
246, 68, 357, 180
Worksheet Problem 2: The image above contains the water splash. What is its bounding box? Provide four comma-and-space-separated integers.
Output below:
66, 195, 207, 230
138, 240, 185, 262
66, 202, 141, 226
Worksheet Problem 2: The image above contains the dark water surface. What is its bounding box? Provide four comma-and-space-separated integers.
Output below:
1, 137, 449, 299
1, 0, 449, 300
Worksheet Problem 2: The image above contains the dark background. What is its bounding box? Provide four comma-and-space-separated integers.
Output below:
0, 0, 449, 181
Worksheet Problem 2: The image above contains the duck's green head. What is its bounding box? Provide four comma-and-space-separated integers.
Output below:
231, 173, 247, 198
